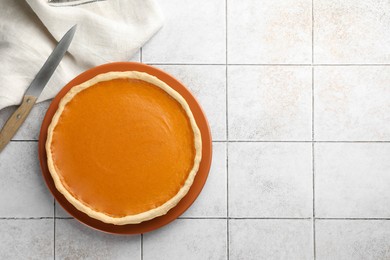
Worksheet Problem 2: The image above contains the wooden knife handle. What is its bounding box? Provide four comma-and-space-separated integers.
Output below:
0, 95, 37, 152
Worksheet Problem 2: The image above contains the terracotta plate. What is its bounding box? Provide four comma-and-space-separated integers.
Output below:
38, 62, 212, 235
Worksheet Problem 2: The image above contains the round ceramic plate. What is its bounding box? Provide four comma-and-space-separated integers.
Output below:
38, 62, 212, 234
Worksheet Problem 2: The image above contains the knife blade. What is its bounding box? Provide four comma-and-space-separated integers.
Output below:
0, 25, 77, 152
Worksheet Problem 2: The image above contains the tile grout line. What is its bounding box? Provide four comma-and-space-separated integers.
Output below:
312, 141, 316, 260
141, 234, 143, 260
145, 63, 390, 66
179, 217, 228, 219
0, 217, 54, 220
312, 0, 316, 259
228, 217, 311, 220
226, 141, 230, 260
311, 64, 390, 66
213, 140, 390, 143
179, 217, 390, 221
54, 200, 56, 260
225, 0, 229, 259
8, 140, 390, 143
3, 216, 390, 220
316, 218, 390, 220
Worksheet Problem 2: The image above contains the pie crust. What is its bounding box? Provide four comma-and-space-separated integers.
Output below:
46, 71, 202, 225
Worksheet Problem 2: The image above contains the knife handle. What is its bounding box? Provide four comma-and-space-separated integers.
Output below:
0, 95, 37, 152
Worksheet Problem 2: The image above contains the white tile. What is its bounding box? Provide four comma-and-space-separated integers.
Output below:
230, 219, 313, 260
56, 219, 140, 260
314, 66, 390, 141
228, 0, 312, 64
156, 65, 226, 140
55, 201, 73, 218
142, 0, 225, 64
182, 142, 226, 217
0, 220, 53, 259
316, 220, 390, 260
0, 101, 50, 140
228, 66, 312, 141
229, 143, 312, 218
131, 49, 141, 62
0, 142, 53, 217
314, 0, 390, 64
315, 143, 390, 218
144, 219, 227, 260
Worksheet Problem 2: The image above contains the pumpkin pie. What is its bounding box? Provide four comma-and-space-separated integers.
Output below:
46, 71, 202, 225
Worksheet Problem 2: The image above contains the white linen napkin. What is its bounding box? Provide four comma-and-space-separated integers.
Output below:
0, 0, 163, 110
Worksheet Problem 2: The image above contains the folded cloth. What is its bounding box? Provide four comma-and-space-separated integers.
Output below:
0, 0, 163, 110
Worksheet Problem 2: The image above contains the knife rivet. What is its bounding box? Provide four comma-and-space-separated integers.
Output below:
26, 99, 31, 103
16, 114, 21, 119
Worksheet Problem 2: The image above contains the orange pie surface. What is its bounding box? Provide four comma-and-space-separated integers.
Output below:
49, 76, 199, 220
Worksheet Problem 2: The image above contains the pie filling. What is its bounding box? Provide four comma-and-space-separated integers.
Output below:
47, 72, 201, 224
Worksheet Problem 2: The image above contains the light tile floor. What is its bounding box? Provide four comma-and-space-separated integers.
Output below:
1, 0, 390, 259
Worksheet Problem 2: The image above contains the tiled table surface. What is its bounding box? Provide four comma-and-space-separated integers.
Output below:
1, 0, 390, 259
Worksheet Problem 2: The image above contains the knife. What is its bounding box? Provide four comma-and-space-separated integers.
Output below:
0, 25, 77, 152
